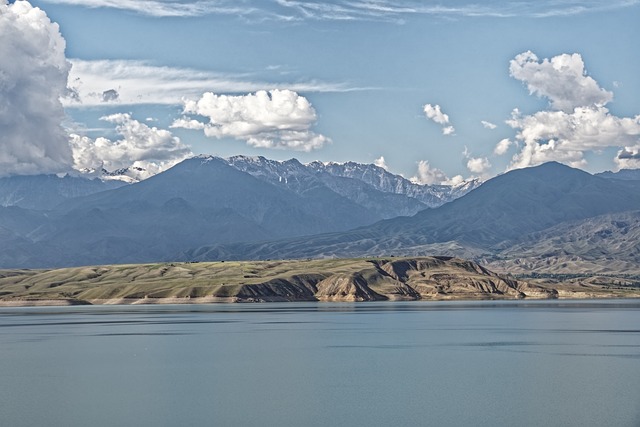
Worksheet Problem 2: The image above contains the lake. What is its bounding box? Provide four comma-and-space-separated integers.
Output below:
1, 300, 639, 427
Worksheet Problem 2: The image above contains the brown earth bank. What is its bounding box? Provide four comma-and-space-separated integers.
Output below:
1, 257, 639, 307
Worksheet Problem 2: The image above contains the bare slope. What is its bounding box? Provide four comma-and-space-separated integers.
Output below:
0, 257, 559, 305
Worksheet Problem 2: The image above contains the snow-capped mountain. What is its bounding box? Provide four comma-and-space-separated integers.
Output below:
227, 156, 481, 209
308, 160, 481, 207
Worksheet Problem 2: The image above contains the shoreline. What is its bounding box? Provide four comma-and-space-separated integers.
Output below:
2, 293, 639, 307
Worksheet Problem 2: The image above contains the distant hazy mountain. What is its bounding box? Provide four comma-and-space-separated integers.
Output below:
0, 174, 127, 210
185, 162, 640, 263
596, 169, 640, 181
485, 210, 640, 275
5, 158, 638, 272
0, 156, 402, 268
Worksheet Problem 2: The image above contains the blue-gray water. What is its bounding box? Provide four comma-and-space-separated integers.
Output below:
1, 300, 639, 427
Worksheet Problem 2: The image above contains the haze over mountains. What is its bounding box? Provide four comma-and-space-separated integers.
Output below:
0, 156, 639, 272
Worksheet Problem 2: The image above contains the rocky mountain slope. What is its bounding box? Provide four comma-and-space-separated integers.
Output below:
225, 155, 427, 218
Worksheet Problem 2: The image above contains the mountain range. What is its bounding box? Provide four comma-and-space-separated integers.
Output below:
0, 156, 639, 273
183, 162, 640, 274
0, 156, 477, 268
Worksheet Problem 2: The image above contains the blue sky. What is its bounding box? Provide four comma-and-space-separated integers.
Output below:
3, 0, 640, 182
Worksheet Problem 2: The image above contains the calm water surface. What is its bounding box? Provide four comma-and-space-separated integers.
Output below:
1, 300, 639, 427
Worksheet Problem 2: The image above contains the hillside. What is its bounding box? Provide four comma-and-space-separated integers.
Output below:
486, 210, 640, 275
0, 257, 559, 305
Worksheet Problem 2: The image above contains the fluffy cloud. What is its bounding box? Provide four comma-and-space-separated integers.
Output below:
494, 138, 513, 155
410, 160, 451, 185
0, 0, 74, 176
507, 106, 640, 170
506, 51, 640, 171
172, 90, 331, 151
509, 51, 613, 113
423, 104, 455, 135
466, 157, 491, 174
70, 114, 192, 178
374, 156, 388, 170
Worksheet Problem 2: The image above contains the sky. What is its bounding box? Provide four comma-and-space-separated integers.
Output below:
1, 0, 639, 184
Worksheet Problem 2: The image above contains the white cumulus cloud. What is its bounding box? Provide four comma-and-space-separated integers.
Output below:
507, 106, 640, 170
506, 51, 640, 171
466, 157, 491, 174
423, 104, 456, 136
410, 160, 450, 185
0, 0, 74, 176
509, 51, 613, 113
494, 138, 513, 155
70, 114, 192, 178
172, 89, 331, 151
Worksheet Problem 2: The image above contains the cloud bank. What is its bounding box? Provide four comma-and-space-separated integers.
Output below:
172, 90, 331, 151
503, 51, 640, 170
423, 104, 455, 135
0, 0, 74, 176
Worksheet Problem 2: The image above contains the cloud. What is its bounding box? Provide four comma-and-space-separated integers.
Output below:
507, 106, 640, 169
70, 113, 192, 178
40, 0, 253, 18
423, 104, 455, 135
481, 120, 497, 130
506, 51, 640, 171
172, 89, 330, 151
101, 89, 119, 102
494, 138, 513, 155
466, 157, 491, 174
374, 156, 388, 170
410, 160, 449, 185
509, 51, 613, 113
64, 59, 361, 107
615, 145, 640, 170
38, 0, 640, 21
0, 0, 74, 176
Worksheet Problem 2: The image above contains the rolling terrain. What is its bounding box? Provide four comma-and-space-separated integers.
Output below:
0, 256, 581, 305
